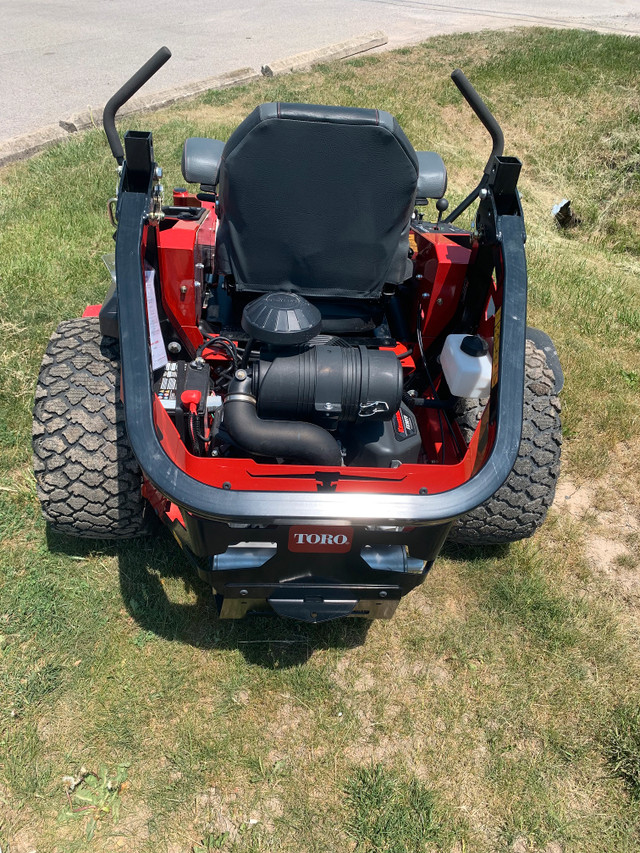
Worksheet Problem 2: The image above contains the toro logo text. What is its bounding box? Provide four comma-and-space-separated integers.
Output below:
288, 526, 354, 553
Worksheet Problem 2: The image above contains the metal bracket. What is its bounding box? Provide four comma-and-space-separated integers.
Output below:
359, 401, 390, 417
107, 197, 118, 227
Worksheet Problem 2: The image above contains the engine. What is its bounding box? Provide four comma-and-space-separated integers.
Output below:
157, 292, 422, 468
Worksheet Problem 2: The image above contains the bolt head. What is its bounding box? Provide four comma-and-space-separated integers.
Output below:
379, 590, 388, 599
240, 589, 248, 597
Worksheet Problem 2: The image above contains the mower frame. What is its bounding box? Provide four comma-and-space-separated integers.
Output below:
35, 46, 558, 623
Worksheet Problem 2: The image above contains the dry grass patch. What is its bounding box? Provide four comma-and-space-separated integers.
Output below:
553, 437, 640, 609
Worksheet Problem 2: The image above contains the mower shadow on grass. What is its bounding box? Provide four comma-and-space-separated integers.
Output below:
45, 525, 370, 668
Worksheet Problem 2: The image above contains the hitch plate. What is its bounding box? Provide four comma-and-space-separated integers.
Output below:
218, 583, 402, 622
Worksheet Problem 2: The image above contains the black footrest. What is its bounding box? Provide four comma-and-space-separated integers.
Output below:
268, 590, 357, 623
218, 582, 402, 622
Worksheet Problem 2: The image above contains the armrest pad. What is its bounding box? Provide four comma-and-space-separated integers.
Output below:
182, 137, 225, 187
415, 151, 447, 203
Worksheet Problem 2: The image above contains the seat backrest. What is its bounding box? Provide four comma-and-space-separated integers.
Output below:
214, 103, 420, 300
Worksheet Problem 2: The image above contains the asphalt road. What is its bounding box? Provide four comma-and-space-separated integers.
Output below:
2, 0, 639, 143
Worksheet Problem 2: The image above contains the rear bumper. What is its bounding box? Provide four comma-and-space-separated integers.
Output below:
200, 541, 440, 622
205, 546, 428, 621
166, 511, 452, 620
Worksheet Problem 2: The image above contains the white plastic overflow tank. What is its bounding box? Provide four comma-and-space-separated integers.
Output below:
440, 334, 492, 398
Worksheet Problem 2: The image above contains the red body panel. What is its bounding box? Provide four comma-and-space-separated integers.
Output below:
156, 204, 216, 352
151, 396, 488, 495
412, 230, 471, 348
82, 305, 101, 318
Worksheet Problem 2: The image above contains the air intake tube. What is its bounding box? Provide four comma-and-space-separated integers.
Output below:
223, 373, 343, 467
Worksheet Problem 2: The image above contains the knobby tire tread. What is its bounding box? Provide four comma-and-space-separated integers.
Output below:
32, 318, 148, 539
449, 340, 562, 545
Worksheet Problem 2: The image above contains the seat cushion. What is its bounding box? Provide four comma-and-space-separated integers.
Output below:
215, 102, 420, 299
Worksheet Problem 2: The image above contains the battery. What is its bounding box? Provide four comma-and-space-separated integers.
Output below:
155, 360, 221, 442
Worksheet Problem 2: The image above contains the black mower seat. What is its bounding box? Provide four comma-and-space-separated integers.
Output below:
182, 102, 447, 301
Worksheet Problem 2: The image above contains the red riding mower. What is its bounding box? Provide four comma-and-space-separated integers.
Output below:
33, 48, 562, 623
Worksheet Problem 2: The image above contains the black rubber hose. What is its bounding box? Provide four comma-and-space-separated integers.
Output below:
224, 379, 343, 467
103, 46, 172, 164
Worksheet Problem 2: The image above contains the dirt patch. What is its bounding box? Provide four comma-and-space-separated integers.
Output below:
587, 537, 640, 603
253, 796, 284, 833
511, 836, 564, 853
587, 537, 631, 570
554, 438, 640, 607
0, 784, 38, 853
5, 829, 37, 853
111, 803, 153, 845
265, 701, 315, 743
554, 480, 596, 519
195, 787, 240, 841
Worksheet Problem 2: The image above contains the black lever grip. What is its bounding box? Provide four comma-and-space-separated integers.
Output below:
103, 46, 172, 164
451, 68, 504, 168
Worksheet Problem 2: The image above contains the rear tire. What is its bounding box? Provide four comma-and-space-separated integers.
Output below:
32, 317, 148, 539
448, 340, 562, 545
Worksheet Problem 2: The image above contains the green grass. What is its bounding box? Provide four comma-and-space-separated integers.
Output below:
605, 704, 640, 800
344, 763, 453, 851
1, 26, 640, 853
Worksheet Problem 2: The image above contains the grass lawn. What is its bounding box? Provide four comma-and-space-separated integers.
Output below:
1, 26, 640, 853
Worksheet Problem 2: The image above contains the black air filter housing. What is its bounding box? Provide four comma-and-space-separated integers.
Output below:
241, 292, 322, 345
255, 345, 403, 424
